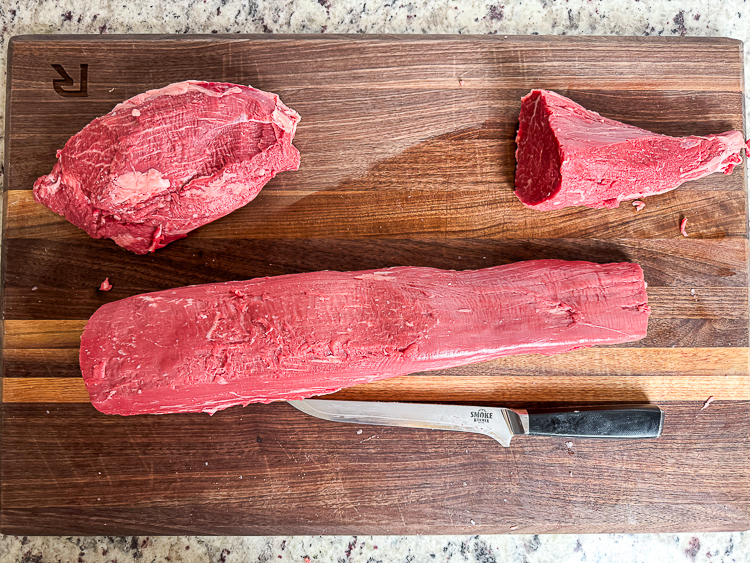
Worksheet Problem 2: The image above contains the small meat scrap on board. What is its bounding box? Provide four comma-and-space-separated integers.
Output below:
80, 260, 650, 416
34, 81, 300, 254
680, 217, 689, 237
514, 89, 746, 211
99, 278, 113, 291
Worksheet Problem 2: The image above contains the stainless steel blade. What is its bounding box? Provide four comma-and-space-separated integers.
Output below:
288, 399, 528, 447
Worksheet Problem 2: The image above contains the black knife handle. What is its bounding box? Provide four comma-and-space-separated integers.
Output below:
527, 404, 664, 439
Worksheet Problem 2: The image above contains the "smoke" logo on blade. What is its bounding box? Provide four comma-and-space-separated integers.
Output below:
470, 409, 492, 424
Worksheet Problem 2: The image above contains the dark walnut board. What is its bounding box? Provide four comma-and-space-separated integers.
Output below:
2, 35, 749, 535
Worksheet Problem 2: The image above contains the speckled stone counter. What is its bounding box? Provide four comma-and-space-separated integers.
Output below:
0, 1, 748, 562
0, 533, 748, 562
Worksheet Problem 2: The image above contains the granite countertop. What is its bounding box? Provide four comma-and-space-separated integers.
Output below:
0, 1, 749, 562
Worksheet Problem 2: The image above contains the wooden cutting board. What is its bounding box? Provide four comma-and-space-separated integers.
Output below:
2, 35, 749, 535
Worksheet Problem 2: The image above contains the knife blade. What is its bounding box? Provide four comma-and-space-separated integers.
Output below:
288, 399, 664, 447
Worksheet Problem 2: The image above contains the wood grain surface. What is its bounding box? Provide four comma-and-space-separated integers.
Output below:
2, 34, 748, 535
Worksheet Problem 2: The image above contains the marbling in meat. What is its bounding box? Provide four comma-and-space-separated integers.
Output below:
33, 80, 300, 254
514, 89, 746, 210
80, 260, 650, 416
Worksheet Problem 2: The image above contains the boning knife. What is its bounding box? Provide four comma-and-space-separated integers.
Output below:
288, 399, 664, 447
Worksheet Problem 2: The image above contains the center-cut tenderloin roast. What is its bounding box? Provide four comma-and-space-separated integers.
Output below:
80, 260, 650, 416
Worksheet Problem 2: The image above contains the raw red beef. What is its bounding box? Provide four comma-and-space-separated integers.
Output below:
80, 260, 650, 416
33, 81, 300, 254
514, 89, 746, 211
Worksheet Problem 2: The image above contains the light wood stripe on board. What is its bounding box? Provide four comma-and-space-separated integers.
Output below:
4, 320, 86, 349
3, 346, 748, 381
4, 319, 748, 375
4, 374, 747, 404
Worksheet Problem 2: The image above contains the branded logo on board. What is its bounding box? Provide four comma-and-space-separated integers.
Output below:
471, 409, 492, 423
52, 64, 88, 97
